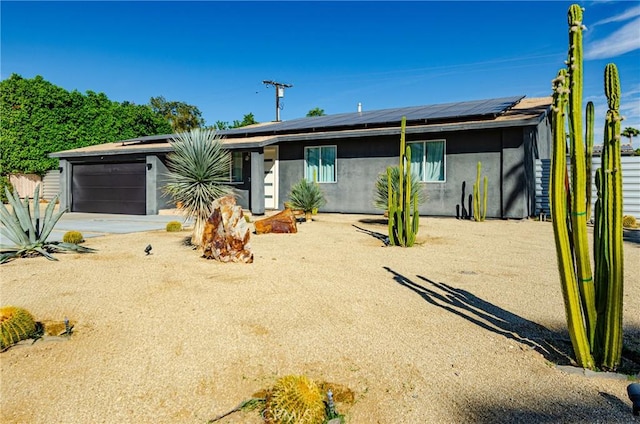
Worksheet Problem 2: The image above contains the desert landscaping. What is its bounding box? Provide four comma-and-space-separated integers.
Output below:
1, 214, 639, 423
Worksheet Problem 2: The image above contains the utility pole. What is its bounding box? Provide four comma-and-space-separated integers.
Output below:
262, 80, 292, 122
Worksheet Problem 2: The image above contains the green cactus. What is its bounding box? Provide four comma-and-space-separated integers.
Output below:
622, 215, 637, 228
550, 5, 625, 371
585, 101, 594, 222
62, 230, 84, 244
265, 375, 326, 424
1, 306, 38, 350
165, 221, 183, 232
551, 67, 594, 369
593, 63, 624, 369
473, 162, 488, 222
387, 117, 419, 247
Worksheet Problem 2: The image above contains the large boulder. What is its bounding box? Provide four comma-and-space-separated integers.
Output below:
202, 196, 253, 263
254, 208, 298, 234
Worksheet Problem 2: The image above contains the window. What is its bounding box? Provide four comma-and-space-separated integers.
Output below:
230, 151, 243, 183
408, 140, 445, 182
304, 146, 336, 183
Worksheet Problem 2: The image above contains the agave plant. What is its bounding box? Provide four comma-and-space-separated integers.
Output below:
288, 178, 327, 222
373, 166, 426, 212
163, 128, 233, 247
0, 185, 95, 264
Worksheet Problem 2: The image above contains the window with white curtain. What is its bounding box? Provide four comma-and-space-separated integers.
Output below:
407, 140, 446, 182
304, 145, 336, 183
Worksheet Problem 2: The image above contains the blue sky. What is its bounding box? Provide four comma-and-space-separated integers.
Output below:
2, 1, 639, 147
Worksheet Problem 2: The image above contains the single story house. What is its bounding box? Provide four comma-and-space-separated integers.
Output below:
50, 95, 552, 219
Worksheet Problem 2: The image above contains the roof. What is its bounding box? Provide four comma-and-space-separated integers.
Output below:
50, 96, 551, 159
222, 95, 525, 137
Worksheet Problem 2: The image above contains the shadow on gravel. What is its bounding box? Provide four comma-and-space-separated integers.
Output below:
383, 266, 575, 366
623, 228, 640, 245
459, 392, 635, 423
352, 225, 389, 245
385, 267, 640, 421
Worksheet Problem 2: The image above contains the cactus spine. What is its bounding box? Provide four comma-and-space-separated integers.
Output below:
473, 162, 487, 222
387, 117, 419, 247
550, 5, 625, 370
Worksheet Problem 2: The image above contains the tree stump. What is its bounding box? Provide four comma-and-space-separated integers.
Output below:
254, 209, 298, 234
202, 196, 253, 263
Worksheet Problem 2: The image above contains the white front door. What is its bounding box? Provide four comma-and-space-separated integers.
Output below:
264, 147, 278, 209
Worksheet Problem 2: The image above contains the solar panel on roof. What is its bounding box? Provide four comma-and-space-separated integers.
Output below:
221, 95, 524, 137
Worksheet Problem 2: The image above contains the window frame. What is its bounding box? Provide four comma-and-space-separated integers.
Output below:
229, 151, 244, 184
304, 145, 337, 183
407, 139, 446, 183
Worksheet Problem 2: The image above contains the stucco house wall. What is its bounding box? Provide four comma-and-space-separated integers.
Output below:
50, 96, 551, 219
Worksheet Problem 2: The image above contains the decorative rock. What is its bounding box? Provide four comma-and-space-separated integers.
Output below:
254, 208, 298, 234
202, 196, 253, 263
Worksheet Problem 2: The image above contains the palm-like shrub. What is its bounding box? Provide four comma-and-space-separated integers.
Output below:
0, 185, 95, 264
163, 128, 232, 247
288, 179, 326, 222
373, 166, 426, 212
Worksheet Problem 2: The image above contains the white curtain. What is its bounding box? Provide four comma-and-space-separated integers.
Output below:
305, 148, 319, 182
408, 142, 425, 180
425, 141, 444, 181
320, 147, 336, 182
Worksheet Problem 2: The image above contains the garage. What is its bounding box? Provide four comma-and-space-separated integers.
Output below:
71, 162, 146, 214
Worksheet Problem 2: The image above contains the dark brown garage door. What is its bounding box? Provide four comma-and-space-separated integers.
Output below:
72, 163, 146, 214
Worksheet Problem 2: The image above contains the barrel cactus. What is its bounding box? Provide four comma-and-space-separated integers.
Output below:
265, 375, 326, 424
62, 230, 84, 244
622, 215, 637, 228
165, 221, 183, 232
1, 306, 38, 350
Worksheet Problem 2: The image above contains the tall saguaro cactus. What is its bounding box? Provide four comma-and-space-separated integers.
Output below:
593, 63, 624, 369
550, 4, 624, 371
387, 117, 419, 247
473, 161, 488, 222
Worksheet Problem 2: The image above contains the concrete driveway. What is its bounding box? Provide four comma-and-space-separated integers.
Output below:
1, 211, 191, 244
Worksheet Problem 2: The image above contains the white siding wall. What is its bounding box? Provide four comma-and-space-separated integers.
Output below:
536, 156, 640, 219
42, 170, 61, 200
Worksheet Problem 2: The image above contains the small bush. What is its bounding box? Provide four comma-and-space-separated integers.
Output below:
165, 221, 183, 232
0, 176, 14, 204
62, 230, 84, 244
623, 215, 637, 229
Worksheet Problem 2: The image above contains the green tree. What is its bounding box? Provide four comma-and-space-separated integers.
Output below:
306, 107, 325, 117
622, 127, 639, 145
230, 113, 258, 128
212, 121, 229, 131
149, 96, 204, 132
0, 74, 171, 175
163, 128, 232, 247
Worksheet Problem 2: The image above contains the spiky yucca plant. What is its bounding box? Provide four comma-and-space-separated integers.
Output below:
288, 179, 326, 222
0, 185, 95, 264
373, 166, 426, 212
163, 128, 233, 247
